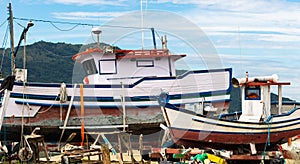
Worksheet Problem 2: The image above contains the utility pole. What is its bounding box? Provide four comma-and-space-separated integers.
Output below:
8, 3, 15, 76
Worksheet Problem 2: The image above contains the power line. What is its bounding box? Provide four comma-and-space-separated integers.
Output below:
13, 17, 152, 31
50, 22, 80, 31
14, 17, 95, 26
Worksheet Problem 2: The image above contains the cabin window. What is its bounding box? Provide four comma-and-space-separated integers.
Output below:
82, 59, 98, 75
136, 60, 154, 67
99, 59, 117, 74
245, 87, 261, 100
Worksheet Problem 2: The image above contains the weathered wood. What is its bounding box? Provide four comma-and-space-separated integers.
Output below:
101, 144, 111, 164
139, 134, 143, 164
128, 134, 135, 164
118, 133, 124, 162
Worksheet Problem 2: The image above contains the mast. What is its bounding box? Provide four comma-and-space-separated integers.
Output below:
8, 3, 15, 76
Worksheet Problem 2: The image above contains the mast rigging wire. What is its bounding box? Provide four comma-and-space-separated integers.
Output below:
0, 19, 7, 29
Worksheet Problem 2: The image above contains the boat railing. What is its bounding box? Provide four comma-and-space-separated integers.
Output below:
107, 76, 157, 81
218, 111, 242, 121
265, 107, 300, 123
116, 49, 169, 59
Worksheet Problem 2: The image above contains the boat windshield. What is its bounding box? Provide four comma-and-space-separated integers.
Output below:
245, 87, 261, 100
82, 59, 98, 75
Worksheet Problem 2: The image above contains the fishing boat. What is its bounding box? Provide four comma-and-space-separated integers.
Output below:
0, 4, 232, 142
160, 72, 300, 151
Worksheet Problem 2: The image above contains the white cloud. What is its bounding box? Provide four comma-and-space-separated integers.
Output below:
47, 0, 126, 6
156, 0, 296, 13
153, 0, 300, 50
52, 11, 127, 21
257, 34, 300, 42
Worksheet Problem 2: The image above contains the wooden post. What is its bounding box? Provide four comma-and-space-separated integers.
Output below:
80, 84, 85, 146
139, 134, 143, 164
58, 84, 77, 149
42, 138, 50, 164
118, 133, 123, 161
288, 138, 292, 146
101, 144, 111, 164
121, 82, 126, 132
250, 143, 257, 155
128, 134, 135, 164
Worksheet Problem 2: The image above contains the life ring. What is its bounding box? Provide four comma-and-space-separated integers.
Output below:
18, 147, 33, 161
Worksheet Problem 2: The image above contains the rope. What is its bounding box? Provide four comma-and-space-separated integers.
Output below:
261, 121, 271, 162
37, 96, 59, 114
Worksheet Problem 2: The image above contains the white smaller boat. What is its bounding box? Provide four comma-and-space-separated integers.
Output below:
160, 72, 300, 150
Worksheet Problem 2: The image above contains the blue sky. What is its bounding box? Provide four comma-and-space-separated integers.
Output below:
0, 0, 300, 101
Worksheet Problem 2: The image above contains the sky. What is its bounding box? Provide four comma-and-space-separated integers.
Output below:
0, 0, 300, 101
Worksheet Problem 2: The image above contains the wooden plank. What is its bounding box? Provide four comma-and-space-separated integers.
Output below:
101, 144, 111, 164
151, 148, 204, 155
229, 155, 269, 160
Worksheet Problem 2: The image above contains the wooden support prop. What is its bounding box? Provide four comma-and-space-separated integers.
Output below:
288, 137, 292, 146
139, 134, 144, 164
80, 84, 85, 146
101, 144, 111, 164
250, 143, 257, 155
128, 134, 135, 164
101, 134, 123, 164
42, 138, 50, 163
58, 84, 77, 149
118, 133, 124, 162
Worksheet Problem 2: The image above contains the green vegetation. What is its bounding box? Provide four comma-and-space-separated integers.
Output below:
0, 41, 81, 83
0, 41, 120, 83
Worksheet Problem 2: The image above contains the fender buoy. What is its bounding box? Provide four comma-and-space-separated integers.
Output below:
59, 82, 68, 103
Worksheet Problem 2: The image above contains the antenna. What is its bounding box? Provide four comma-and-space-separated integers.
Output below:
140, 0, 144, 49
92, 27, 102, 49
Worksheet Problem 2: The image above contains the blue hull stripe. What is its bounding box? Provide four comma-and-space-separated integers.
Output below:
15, 100, 172, 108
15, 99, 231, 108
10, 91, 231, 102
8, 68, 232, 89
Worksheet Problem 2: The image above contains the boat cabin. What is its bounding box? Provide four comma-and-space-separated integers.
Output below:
72, 47, 186, 85
232, 73, 290, 123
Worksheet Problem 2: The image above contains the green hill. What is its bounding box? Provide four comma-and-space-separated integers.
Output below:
0, 41, 81, 83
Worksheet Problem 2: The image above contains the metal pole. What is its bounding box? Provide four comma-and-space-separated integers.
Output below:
151, 28, 156, 49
